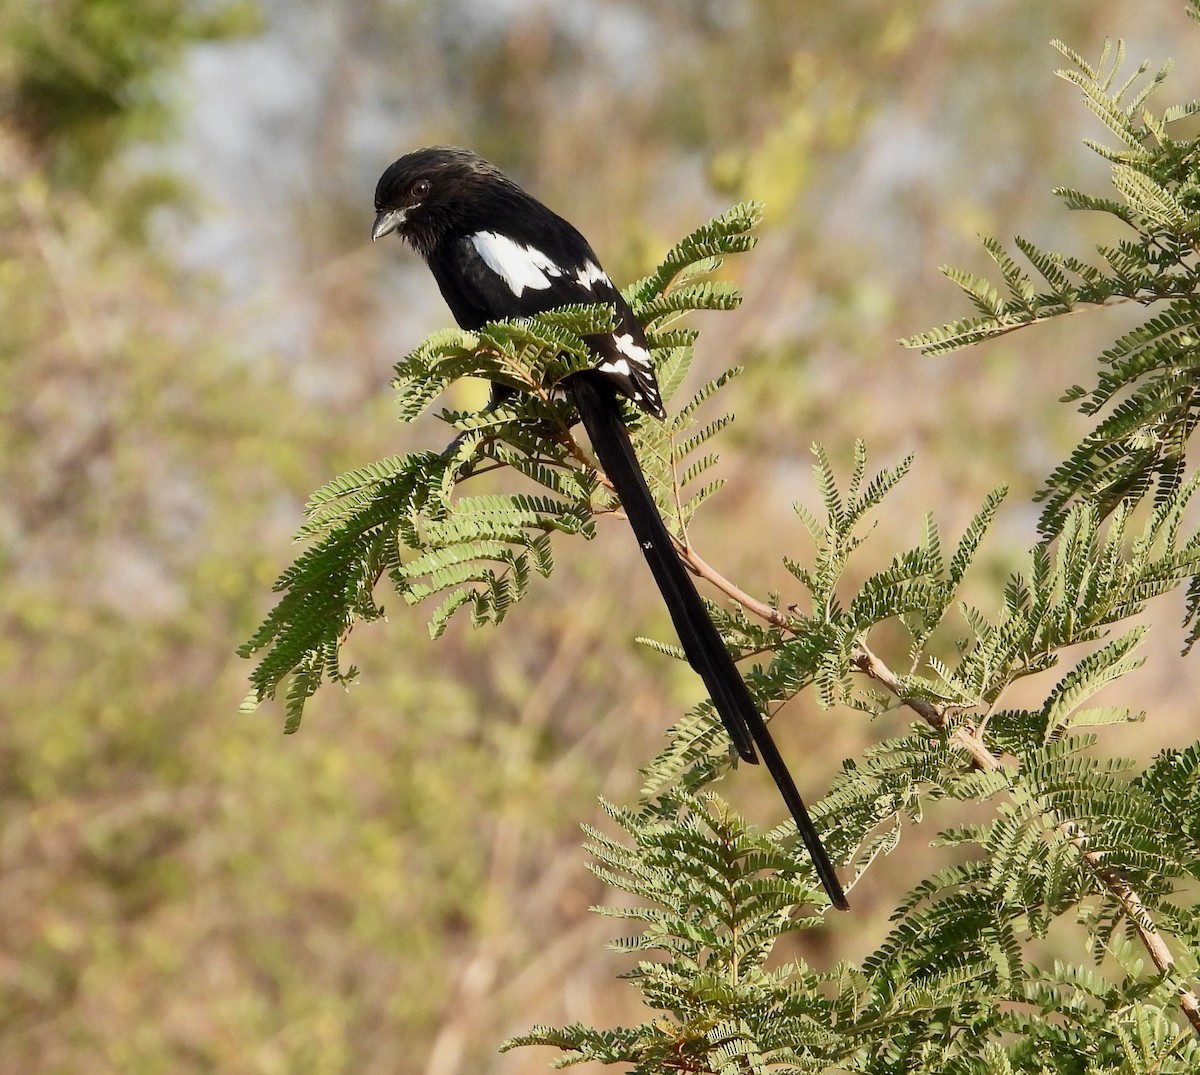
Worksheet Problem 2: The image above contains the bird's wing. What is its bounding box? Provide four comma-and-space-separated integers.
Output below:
430, 231, 663, 417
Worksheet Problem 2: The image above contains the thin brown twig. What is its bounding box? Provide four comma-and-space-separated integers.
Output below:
667, 429, 692, 552
677, 543, 787, 627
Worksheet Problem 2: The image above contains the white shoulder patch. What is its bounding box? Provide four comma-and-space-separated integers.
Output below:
470, 231, 562, 297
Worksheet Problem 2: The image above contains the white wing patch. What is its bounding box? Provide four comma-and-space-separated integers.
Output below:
599, 332, 658, 410
575, 260, 612, 291
613, 331, 653, 373
470, 231, 563, 296
599, 357, 633, 377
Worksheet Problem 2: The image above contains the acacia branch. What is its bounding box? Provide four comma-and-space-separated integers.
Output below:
577, 391, 1200, 1031
675, 544, 1200, 1034
904, 294, 1141, 355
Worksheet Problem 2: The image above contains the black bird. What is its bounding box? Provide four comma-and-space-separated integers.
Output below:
373, 146, 847, 910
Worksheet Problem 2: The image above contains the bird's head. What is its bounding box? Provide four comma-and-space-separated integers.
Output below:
372, 146, 514, 254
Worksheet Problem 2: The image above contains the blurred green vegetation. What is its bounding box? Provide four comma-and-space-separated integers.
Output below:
3, 1, 1199, 1072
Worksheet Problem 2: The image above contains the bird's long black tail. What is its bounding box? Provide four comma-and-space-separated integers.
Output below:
571, 376, 847, 910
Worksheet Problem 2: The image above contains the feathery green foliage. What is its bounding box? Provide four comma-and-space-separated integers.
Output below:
903, 36, 1200, 538
501, 20, 1200, 1075
507, 438, 1200, 1070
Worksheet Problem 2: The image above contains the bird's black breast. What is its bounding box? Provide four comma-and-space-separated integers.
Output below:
426, 239, 502, 330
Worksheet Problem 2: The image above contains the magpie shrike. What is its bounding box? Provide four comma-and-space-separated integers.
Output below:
373, 146, 846, 909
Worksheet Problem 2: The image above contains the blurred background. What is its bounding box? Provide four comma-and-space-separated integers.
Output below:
3, 1, 1199, 1071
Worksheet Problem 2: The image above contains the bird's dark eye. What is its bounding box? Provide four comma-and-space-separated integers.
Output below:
410, 179, 431, 199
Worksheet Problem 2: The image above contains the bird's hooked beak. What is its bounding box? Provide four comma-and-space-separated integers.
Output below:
371, 207, 406, 242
